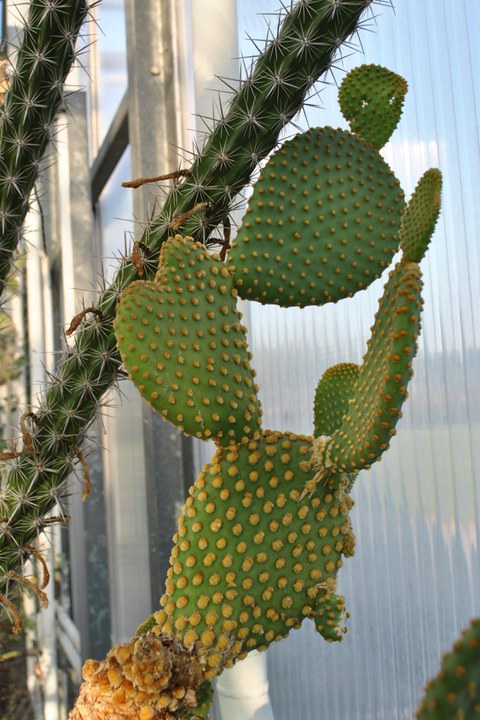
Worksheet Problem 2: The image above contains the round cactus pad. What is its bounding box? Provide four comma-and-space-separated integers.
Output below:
228, 126, 405, 307
338, 64, 408, 150
155, 430, 355, 679
114, 235, 262, 445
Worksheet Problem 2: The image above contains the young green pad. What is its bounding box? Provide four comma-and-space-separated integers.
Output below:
400, 169, 442, 263
154, 430, 356, 681
338, 64, 408, 150
315, 260, 424, 478
417, 617, 480, 719
228, 126, 405, 308
114, 235, 262, 446
314, 363, 360, 438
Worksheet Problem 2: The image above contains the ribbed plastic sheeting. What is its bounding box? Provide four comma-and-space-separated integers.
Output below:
233, 1, 480, 718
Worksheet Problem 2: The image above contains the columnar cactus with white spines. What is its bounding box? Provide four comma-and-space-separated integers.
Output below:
0, 0, 90, 300
70, 64, 443, 719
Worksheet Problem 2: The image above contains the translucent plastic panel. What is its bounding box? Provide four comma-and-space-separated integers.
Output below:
234, 2, 480, 719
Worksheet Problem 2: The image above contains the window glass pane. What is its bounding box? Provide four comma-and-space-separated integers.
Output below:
94, 0, 128, 146
97, 147, 132, 284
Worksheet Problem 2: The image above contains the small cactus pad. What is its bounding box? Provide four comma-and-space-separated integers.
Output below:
400, 169, 442, 263
338, 64, 408, 150
114, 235, 262, 445
314, 363, 360, 438
417, 617, 480, 718
154, 430, 356, 680
318, 260, 423, 475
228, 126, 405, 308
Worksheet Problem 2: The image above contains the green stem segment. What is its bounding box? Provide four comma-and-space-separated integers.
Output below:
0, 0, 90, 299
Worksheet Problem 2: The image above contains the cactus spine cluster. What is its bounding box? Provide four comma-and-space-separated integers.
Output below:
0, 0, 90, 299
70, 58, 443, 718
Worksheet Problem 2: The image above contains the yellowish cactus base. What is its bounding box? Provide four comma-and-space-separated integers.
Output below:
69, 632, 206, 720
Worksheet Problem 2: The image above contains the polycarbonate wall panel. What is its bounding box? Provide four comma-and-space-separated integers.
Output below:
234, 2, 480, 718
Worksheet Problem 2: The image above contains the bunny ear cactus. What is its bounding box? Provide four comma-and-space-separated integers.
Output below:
69, 60, 442, 719
1, 0, 379, 627
417, 618, 480, 719
227, 63, 410, 309
400, 168, 443, 263
310, 259, 424, 482
71, 428, 356, 720
313, 362, 360, 437
0, 0, 447, 717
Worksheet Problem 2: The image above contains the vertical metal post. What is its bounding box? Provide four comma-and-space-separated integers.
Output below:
123, 0, 194, 608
60, 92, 111, 662
24, 201, 59, 720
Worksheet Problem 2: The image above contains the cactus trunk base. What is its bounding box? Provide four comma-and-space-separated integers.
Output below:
70, 632, 213, 720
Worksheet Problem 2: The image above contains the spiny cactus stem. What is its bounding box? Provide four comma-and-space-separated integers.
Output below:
0, 0, 90, 299
100, 0, 375, 317
159, 0, 376, 240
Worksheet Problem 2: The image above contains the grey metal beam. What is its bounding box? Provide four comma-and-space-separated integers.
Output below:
90, 90, 129, 207
123, 0, 194, 612
66, 91, 111, 662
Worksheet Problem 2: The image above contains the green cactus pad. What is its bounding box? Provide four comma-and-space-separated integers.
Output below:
114, 235, 262, 445
154, 430, 356, 680
314, 363, 360, 438
400, 169, 442, 263
228, 126, 405, 308
317, 260, 423, 476
338, 64, 408, 150
417, 618, 480, 719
